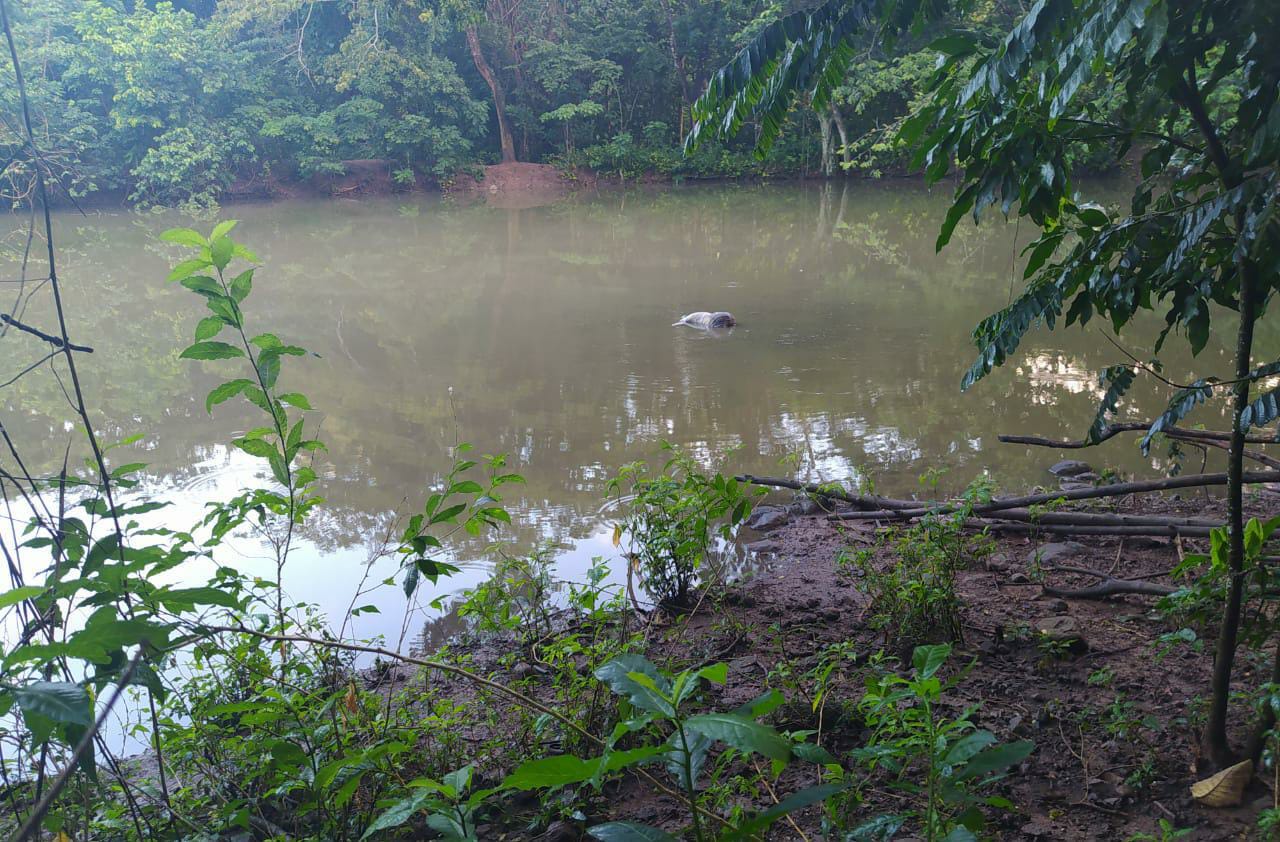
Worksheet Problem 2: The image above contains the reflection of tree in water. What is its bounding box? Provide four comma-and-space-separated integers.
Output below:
3, 184, 1276, 558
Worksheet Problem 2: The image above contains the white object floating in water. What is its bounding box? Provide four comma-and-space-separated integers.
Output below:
672, 311, 737, 329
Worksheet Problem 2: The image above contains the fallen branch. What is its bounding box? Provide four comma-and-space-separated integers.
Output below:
829, 470, 1280, 522
1040, 565, 1177, 599
999, 422, 1278, 448
735, 474, 918, 510
971, 520, 1212, 538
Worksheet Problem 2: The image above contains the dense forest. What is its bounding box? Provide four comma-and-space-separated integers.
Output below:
0, 0, 1038, 207
2, 0, 1279, 839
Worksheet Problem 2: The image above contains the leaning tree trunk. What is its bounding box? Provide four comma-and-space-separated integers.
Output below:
465, 26, 516, 163
818, 110, 834, 177
829, 104, 850, 171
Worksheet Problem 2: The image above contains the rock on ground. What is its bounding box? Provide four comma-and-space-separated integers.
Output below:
1049, 459, 1094, 477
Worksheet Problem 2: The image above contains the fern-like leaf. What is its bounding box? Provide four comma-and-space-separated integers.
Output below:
1086, 365, 1137, 444
1141, 379, 1215, 454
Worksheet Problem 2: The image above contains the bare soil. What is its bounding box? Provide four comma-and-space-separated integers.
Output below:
447, 161, 585, 208
431, 487, 1280, 840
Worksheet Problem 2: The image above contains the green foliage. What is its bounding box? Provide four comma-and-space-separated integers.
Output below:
854, 486, 992, 650
608, 446, 760, 609
825, 644, 1033, 841
505, 652, 836, 841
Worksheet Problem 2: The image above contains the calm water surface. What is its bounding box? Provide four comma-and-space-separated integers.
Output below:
2, 182, 1268, 649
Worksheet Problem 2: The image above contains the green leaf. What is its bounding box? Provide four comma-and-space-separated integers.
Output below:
180, 342, 244, 361
194, 316, 224, 341
954, 740, 1035, 781
279, 392, 312, 410
14, 682, 92, 729
234, 438, 278, 459
912, 643, 951, 679
1085, 365, 1136, 444
167, 257, 211, 282
1241, 386, 1280, 433
594, 655, 673, 716
1141, 380, 1215, 453
503, 755, 596, 789
210, 236, 234, 270
161, 228, 207, 248
943, 730, 997, 767
206, 379, 255, 413
210, 220, 238, 241
0, 586, 43, 610
229, 269, 253, 303
587, 823, 679, 842
846, 814, 907, 841
683, 713, 791, 761
360, 790, 433, 839
724, 782, 846, 838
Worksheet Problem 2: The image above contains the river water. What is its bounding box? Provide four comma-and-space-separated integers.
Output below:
0, 181, 1266, 651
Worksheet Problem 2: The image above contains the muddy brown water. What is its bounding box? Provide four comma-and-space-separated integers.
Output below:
2, 181, 1275, 651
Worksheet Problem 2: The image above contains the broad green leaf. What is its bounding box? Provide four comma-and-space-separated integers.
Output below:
594, 655, 673, 716
503, 755, 596, 789
847, 814, 908, 840
0, 586, 43, 610
587, 822, 679, 842
161, 228, 206, 248
724, 782, 846, 838
954, 740, 1035, 781
14, 682, 92, 728
912, 643, 951, 679
360, 790, 433, 839
683, 713, 791, 760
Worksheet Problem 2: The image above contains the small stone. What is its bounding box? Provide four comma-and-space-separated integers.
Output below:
1038, 598, 1069, 612
1073, 471, 1102, 482
745, 539, 782, 554
1035, 615, 1088, 653
1028, 542, 1087, 566
532, 821, 578, 842
746, 506, 791, 531
1059, 480, 1095, 492
1049, 459, 1093, 477
984, 553, 1009, 573
1008, 572, 1031, 584
788, 494, 824, 515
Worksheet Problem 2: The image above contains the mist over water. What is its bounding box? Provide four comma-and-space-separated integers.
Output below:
2, 181, 1271, 649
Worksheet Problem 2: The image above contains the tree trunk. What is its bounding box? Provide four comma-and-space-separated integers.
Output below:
818, 110, 834, 177
657, 0, 689, 136
829, 104, 850, 170
1202, 254, 1260, 769
465, 26, 516, 163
